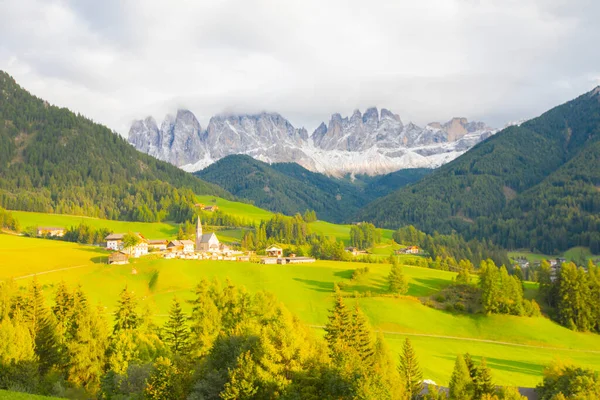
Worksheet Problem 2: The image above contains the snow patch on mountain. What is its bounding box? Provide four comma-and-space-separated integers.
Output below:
129, 108, 497, 176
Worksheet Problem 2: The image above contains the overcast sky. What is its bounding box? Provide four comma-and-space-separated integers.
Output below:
1, 0, 599, 135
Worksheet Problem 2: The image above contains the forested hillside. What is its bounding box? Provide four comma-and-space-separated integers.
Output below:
357, 87, 600, 254
0, 71, 230, 222
195, 154, 428, 222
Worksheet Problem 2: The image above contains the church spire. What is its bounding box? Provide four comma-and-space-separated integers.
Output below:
195, 215, 203, 251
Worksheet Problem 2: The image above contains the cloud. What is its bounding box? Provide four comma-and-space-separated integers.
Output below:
1, 0, 599, 135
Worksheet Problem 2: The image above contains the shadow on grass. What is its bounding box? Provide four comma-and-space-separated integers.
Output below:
409, 277, 451, 297
345, 277, 388, 294
437, 355, 541, 376
91, 256, 108, 264
293, 278, 334, 293
333, 269, 354, 279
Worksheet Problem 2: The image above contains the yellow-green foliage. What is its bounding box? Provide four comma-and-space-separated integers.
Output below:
4, 234, 600, 387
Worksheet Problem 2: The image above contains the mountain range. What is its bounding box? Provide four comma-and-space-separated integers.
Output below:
128, 108, 496, 176
356, 86, 600, 254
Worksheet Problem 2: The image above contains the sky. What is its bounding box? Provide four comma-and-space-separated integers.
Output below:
1, 0, 599, 136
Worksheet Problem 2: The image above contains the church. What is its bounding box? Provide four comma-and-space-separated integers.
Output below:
195, 216, 220, 252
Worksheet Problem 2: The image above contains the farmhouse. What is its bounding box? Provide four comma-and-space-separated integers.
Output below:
105, 233, 148, 257
108, 251, 129, 265
396, 246, 419, 255
167, 240, 195, 254
285, 256, 316, 264
261, 258, 278, 264
147, 239, 168, 251
203, 205, 219, 212
37, 226, 65, 237
266, 245, 283, 257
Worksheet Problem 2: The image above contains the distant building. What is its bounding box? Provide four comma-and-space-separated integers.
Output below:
37, 226, 65, 237
195, 216, 221, 252
147, 239, 168, 251
285, 256, 315, 264
266, 245, 283, 258
261, 258, 278, 265
203, 205, 219, 212
105, 233, 148, 257
396, 246, 419, 255
108, 251, 129, 265
167, 240, 195, 254
345, 247, 360, 256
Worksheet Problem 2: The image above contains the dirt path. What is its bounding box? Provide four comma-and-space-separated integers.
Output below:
14, 264, 92, 280
308, 325, 600, 354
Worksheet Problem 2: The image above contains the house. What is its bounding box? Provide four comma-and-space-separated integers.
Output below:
345, 247, 360, 256
203, 205, 219, 212
285, 256, 316, 264
266, 245, 283, 258
37, 226, 65, 237
261, 257, 278, 264
147, 239, 168, 251
105, 233, 148, 257
396, 246, 419, 255
108, 251, 129, 265
195, 216, 221, 252
167, 240, 195, 254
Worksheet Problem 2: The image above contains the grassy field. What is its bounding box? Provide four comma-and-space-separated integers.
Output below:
0, 390, 61, 399
196, 195, 274, 223
509, 246, 599, 264
12, 211, 179, 239
4, 234, 599, 388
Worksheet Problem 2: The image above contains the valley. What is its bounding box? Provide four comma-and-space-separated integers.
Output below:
2, 233, 599, 388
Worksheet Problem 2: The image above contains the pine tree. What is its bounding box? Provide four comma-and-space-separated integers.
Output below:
477, 358, 495, 398
449, 354, 473, 400
324, 293, 352, 355
398, 338, 423, 399
388, 264, 409, 294
113, 286, 139, 333
220, 351, 258, 400
189, 279, 221, 358
144, 356, 183, 400
163, 297, 190, 355
350, 304, 374, 367
464, 353, 479, 391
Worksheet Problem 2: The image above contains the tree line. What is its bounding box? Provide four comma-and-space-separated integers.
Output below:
0, 277, 598, 399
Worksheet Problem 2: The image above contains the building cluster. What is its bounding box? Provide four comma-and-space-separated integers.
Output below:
260, 245, 316, 265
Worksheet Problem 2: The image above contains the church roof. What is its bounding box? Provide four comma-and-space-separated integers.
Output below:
199, 233, 218, 243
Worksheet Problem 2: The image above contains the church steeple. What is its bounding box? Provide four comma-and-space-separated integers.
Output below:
195, 215, 203, 250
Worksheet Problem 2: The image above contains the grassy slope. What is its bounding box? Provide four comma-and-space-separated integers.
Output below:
12, 211, 179, 239
0, 390, 61, 399
3, 235, 599, 388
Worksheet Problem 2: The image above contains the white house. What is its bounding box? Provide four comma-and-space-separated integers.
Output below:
105, 233, 148, 258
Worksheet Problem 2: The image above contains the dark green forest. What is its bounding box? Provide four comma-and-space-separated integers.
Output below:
357, 87, 600, 254
0, 71, 230, 223
195, 155, 428, 223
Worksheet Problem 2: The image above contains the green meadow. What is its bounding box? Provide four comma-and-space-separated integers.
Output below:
0, 390, 61, 399
196, 195, 274, 223
12, 211, 179, 239
3, 234, 599, 388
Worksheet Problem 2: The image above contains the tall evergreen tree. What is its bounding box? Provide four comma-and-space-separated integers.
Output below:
398, 338, 423, 399
449, 354, 473, 400
163, 297, 190, 355
350, 304, 374, 366
477, 358, 496, 398
113, 286, 139, 333
324, 293, 352, 356
189, 279, 222, 358
388, 264, 409, 294
220, 351, 259, 400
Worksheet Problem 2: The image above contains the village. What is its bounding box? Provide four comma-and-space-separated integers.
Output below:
102, 216, 316, 266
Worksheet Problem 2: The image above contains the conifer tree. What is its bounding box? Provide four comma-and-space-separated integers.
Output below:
398, 338, 423, 399
324, 293, 352, 355
163, 297, 190, 355
388, 264, 409, 294
144, 356, 183, 400
113, 286, 139, 333
350, 304, 374, 366
189, 279, 222, 358
449, 354, 473, 400
477, 358, 495, 398
220, 351, 258, 400
464, 353, 479, 389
